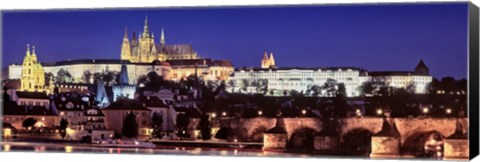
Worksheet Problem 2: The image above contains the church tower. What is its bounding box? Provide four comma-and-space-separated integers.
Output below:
121, 27, 131, 61
268, 52, 276, 68
113, 63, 135, 101
261, 50, 270, 68
20, 44, 46, 93
161, 28, 165, 45
414, 60, 429, 75
140, 16, 155, 63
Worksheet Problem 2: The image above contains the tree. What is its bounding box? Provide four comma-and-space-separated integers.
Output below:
151, 112, 164, 139
322, 78, 338, 96
93, 72, 103, 84
199, 113, 212, 140
240, 79, 249, 92
176, 113, 190, 139
103, 71, 116, 86
122, 111, 138, 138
55, 68, 73, 84
256, 79, 268, 94
45, 72, 54, 86
405, 82, 416, 94
81, 71, 92, 84
309, 85, 322, 97
59, 118, 69, 139
426, 78, 440, 94
359, 81, 374, 96
333, 83, 349, 117
22, 118, 37, 129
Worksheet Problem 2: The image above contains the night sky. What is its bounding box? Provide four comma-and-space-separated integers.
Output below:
2, 3, 468, 79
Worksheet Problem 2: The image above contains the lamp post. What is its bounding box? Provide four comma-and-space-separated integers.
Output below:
211, 113, 216, 118
446, 108, 452, 115
376, 108, 383, 116
422, 107, 429, 116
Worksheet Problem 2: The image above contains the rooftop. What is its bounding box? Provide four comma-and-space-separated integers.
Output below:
16, 91, 49, 99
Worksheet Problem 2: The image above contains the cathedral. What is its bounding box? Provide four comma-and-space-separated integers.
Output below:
261, 50, 276, 68
121, 16, 200, 63
20, 44, 48, 93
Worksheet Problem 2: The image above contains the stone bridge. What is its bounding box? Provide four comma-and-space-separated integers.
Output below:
231, 117, 468, 158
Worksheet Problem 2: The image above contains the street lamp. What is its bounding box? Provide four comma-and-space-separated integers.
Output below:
446, 108, 452, 114
376, 109, 383, 116
222, 112, 227, 116
211, 113, 217, 118
258, 110, 263, 116
355, 109, 362, 117
301, 109, 307, 115
422, 107, 429, 114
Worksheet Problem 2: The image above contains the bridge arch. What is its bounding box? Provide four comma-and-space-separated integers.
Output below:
250, 126, 268, 142
287, 127, 317, 151
341, 128, 373, 156
402, 130, 445, 158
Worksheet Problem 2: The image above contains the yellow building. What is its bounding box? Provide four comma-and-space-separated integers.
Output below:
121, 16, 199, 63
20, 44, 48, 93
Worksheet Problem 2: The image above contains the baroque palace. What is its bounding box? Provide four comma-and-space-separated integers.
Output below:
8, 16, 234, 92
226, 51, 432, 97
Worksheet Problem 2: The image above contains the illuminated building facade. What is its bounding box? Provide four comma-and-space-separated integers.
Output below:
19, 44, 48, 93
227, 52, 432, 97
120, 16, 199, 63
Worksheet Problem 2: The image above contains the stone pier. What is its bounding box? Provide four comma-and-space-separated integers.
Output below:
263, 117, 288, 151
443, 121, 469, 160
370, 117, 401, 159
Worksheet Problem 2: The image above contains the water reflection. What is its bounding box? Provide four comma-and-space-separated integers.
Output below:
3, 144, 11, 152
1, 143, 306, 158
65, 146, 73, 153
34, 146, 46, 152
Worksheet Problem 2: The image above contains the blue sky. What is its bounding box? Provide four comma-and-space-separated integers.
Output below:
2, 3, 469, 79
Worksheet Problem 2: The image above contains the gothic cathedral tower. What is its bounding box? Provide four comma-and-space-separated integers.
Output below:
121, 27, 131, 61
138, 15, 155, 63
261, 50, 276, 68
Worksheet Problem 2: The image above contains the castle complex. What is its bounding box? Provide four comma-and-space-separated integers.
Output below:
8, 17, 234, 88
8, 16, 432, 98
120, 16, 199, 63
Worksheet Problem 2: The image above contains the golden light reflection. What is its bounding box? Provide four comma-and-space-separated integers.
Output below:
65, 146, 73, 153
3, 144, 11, 152
220, 150, 228, 156
3, 128, 12, 138
108, 148, 114, 154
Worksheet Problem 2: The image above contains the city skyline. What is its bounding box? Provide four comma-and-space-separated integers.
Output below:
2, 3, 468, 79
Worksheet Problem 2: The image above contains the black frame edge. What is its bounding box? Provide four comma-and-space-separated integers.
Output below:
469, 1, 480, 160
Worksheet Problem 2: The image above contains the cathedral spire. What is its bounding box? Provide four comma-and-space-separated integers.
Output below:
263, 50, 268, 60
161, 28, 165, 45
26, 44, 31, 56
142, 15, 150, 38
123, 27, 128, 39
269, 52, 275, 67
32, 45, 37, 57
